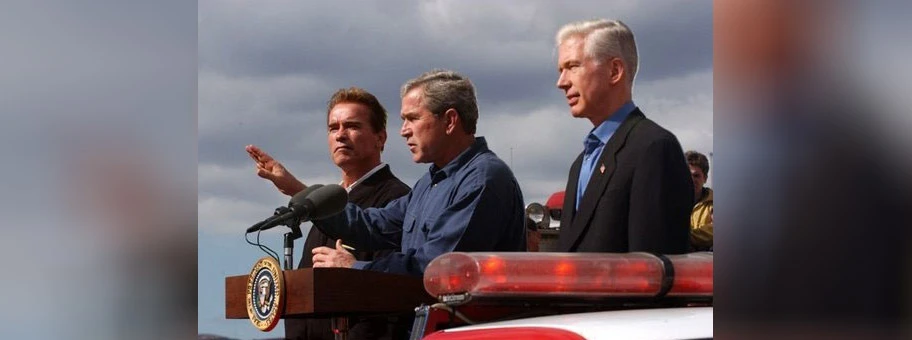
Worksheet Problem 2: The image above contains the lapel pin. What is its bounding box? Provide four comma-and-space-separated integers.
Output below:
599, 164, 606, 174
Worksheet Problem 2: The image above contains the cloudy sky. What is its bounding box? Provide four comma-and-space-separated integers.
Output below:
198, 0, 712, 337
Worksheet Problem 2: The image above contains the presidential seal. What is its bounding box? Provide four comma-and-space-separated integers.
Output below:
246, 257, 285, 331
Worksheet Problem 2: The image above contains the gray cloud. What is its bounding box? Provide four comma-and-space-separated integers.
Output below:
198, 2, 710, 337
199, 0, 710, 81
198, 0, 712, 230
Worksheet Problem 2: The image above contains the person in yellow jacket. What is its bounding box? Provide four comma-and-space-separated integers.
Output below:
686, 151, 713, 251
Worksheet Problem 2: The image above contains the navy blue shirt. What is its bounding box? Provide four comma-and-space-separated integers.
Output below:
576, 101, 635, 210
313, 137, 526, 276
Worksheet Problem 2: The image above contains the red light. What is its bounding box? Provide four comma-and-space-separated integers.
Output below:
554, 260, 574, 276
481, 256, 507, 284
552, 259, 576, 291
447, 275, 461, 289
423, 252, 706, 298
668, 252, 714, 296
423, 252, 480, 297
424, 327, 585, 340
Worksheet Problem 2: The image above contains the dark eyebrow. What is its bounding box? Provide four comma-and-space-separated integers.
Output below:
329, 118, 364, 129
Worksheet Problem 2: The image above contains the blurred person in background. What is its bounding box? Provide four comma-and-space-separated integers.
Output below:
553, 19, 693, 254
64, 136, 196, 340
715, 0, 911, 337
247, 87, 411, 340
685, 150, 713, 251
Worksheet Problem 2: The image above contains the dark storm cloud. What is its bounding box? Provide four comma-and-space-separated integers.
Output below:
199, 0, 711, 82
198, 0, 713, 231
198, 2, 710, 338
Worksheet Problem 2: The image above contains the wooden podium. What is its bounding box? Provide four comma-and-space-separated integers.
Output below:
226, 267, 435, 337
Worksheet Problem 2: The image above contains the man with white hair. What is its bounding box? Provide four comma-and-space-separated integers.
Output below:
553, 19, 693, 254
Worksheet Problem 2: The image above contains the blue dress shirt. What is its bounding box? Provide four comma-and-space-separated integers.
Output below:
313, 137, 526, 276
576, 101, 636, 210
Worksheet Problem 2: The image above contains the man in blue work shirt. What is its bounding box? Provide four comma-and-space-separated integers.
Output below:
307, 69, 526, 276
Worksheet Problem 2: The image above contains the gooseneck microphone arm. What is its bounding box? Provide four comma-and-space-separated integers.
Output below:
246, 206, 293, 233
244, 184, 349, 269
246, 184, 324, 233
246, 184, 323, 269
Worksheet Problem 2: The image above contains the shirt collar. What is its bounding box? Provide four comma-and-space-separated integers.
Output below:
588, 101, 636, 145
341, 162, 387, 192
429, 137, 488, 181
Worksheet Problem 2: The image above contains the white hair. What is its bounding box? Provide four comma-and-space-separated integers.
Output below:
556, 19, 639, 84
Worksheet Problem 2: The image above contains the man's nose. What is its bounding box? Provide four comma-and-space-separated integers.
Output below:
556, 70, 570, 90
333, 128, 348, 141
400, 121, 409, 137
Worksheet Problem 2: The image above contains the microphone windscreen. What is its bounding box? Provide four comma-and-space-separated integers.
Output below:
304, 184, 349, 219
289, 184, 324, 207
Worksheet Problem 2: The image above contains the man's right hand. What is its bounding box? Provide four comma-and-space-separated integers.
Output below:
245, 145, 305, 196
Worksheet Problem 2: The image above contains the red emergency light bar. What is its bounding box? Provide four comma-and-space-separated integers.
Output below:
423, 252, 712, 300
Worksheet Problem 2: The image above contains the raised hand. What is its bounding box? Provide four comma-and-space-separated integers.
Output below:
245, 144, 305, 196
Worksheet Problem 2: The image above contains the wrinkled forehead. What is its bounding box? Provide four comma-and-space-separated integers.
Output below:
557, 35, 586, 55
328, 102, 372, 123
557, 39, 592, 70
400, 90, 428, 115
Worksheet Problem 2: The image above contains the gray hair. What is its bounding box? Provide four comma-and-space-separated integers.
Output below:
556, 19, 639, 85
400, 69, 478, 134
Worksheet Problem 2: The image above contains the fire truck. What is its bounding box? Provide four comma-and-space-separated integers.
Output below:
408, 193, 714, 339
524, 191, 565, 252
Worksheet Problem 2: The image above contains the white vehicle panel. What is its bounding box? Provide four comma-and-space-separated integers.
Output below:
439, 307, 712, 340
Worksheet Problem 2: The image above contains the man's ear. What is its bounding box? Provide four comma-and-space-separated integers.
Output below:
377, 129, 387, 152
443, 108, 459, 135
609, 58, 625, 85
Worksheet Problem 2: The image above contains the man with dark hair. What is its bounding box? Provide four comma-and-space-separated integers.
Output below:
685, 150, 713, 251
249, 70, 525, 337
306, 69, 526, 276
246, 86, 411, 340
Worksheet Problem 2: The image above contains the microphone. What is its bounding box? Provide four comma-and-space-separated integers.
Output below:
246, 184, 323, 233
300, 184, 348, 220
245, 184, 348, 233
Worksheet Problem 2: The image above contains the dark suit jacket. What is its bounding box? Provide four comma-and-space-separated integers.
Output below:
558, 109, 693, 254
286, 164, 411, 340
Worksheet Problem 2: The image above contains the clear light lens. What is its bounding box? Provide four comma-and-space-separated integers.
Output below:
525, 203, 545, 223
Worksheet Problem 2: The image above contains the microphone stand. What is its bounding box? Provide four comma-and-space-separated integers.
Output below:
282, 218, 349, 340
283, 218, 304, 270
